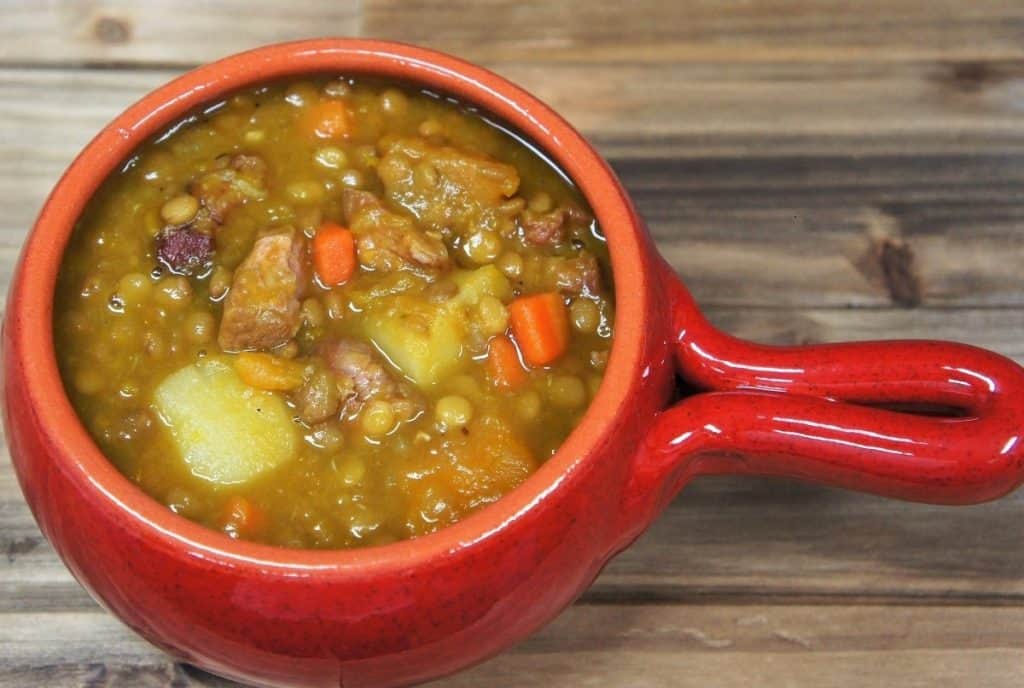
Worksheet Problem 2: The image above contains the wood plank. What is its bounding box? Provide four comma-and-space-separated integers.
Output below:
0, 1, 360, 68
601, 476, 1024, 603
5, 67, 1024, 308
0, 69, 174, 299
705, 305, 1024, 359
10, 60, 1024, 158
642, 166, 1024, 308
3, 1, 1024, 67
3, 606, 1024, 686
364, 0, 1024, 65
1, 666, 230, 688
449, 649, 1024, 688
7, 305, 1024, 611
487, 58, 1024, 164
6, 4, 1024, 687
7, 474, 1024, 611
448, 604, 1024, 688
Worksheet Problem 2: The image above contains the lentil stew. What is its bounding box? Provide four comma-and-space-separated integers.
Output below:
54, 76, 614, 549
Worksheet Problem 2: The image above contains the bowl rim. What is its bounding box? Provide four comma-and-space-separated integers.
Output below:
12, 38, 650, 572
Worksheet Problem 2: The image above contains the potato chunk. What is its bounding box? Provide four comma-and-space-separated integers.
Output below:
363, 267, 514, 387
154, 359, 298, 485
451, 264, 512, 306
364, 295, 466, 387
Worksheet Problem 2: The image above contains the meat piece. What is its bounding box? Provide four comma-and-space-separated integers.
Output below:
356, 213, 451, 273
343, 188, 451, 274
376, 137, 520, 236
318, 338, 422, 421
152, 155, 268, 267
563, 202, 593, 225
519, 202, 593, 247
188, 154, 268, 231
551, 251, 603, 297
520, 208, 566, 246
217, 231, 307, 352
152, 155, 267, 273
341, 188, 384, 223
229, 154, 267, 177
155, 227, 214, 275
291, 367, 350, 425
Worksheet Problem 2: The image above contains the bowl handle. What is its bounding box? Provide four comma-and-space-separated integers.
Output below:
624, 263, 1024, 524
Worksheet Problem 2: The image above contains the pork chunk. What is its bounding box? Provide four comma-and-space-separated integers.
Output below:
341, 188, 384, 222
519, 201, 593, 247
318, 338, 422, 421
153, 154, 268, 273
189, 154, 268, 231
217, 231, 306, 352
552, 251, 603, 296
520, 208, 566, 246
342, 188, 451, 274
291, 367, 350, 425
377, 137, 520, 236
525, 251, 603, 297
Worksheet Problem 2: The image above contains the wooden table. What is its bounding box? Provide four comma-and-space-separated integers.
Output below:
4, 2, 1024, 686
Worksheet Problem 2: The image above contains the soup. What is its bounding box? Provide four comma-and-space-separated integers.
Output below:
54, 77, 614, 549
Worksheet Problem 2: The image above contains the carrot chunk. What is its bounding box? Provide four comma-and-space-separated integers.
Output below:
508, 292, 570, 367
487, 335, 528, 390
234, 351, 305, 391
303, 100, 353, 140
312, 222, 357, 286
221, 495, 265, 538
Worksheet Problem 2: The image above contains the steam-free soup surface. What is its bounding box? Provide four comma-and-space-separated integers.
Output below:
55, 77, 614, 549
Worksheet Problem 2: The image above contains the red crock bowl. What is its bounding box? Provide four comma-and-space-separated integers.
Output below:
6, 40, 1024, 688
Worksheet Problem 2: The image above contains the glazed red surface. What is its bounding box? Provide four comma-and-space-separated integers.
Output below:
5, 40, 1024, 688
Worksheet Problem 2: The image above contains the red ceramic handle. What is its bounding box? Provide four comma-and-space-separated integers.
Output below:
636, 268, 1024, 510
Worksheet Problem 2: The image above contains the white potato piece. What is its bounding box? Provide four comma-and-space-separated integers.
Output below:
451, 265, 512, 306
365, 296, 466, 387
364, 267, 513, 388
153, 358, 298, 485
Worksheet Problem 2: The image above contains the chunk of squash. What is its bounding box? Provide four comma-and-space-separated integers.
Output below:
153, 358, 298, 485
364, 294, 466, 387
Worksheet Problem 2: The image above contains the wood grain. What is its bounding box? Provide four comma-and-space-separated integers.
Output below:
4, 1, 1024, 685
5, 66, 1024, 308
364, 0, 1024, 65
7, 425, 1024, 617
8, 309, 1024, 612
4, 606, 1024, 687
3, 1, 1024, 67
0, 1, 359, 67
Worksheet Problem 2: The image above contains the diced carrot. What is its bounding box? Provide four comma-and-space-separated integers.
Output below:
508, 292, 570, 367
313, 222, 357, 286
303, 100, 353, 140
221, 495, 265, 538
487, 335, 528, 390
